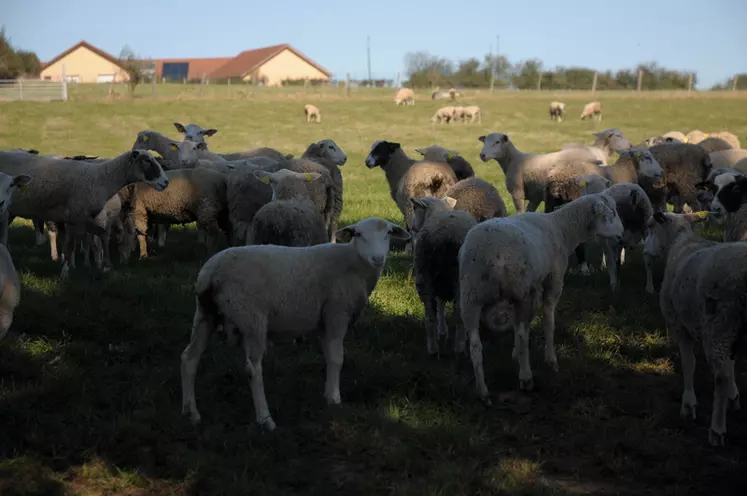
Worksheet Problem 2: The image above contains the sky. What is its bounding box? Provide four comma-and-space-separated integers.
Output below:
4, 0, 747, 89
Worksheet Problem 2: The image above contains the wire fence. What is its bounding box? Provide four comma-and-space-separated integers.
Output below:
0, 79, 67, 101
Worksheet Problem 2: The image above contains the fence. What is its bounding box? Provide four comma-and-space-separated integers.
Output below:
0, 79, 68, 101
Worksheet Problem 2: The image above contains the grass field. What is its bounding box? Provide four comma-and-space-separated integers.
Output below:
1, 86, 746, 495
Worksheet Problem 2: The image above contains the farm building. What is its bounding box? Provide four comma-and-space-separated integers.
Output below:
40, 41, 131, 83
39, 40, 332, 86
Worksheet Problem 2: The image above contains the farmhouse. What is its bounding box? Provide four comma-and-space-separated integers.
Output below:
40, 41, 332, 86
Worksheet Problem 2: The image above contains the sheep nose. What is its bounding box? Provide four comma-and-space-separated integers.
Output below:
371, 255, 385, 266
479, 153, 487, 161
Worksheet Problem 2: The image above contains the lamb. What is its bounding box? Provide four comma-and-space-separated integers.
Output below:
458, 193, 624, 398
180, 217, 411, 430
394, 87, 415, 106
697, 137, 733, 154
642, 211, 745, 446
709, 174, 747, 242
173, 122, 217, 143
431, 106, 456, 124
461, 105, 481, 124
562, 128, 632, 164
121, 167, 228, 259
580, 181, 655, 293
304, 104, 321, 123
709, 149, 747, 169
580, 101, 602, 121
646, 143, 713, 213
710, 131, 741, 150
685, 130, 708, 144
298, 139, 347, 240
444, 177, 507, 222
0, 171, 32, 343
250, 169, 328, 247
364, 140, 457, 236
477, 132, 614, 213
0, 150, 169, 277
549, 101, 565, 122
411, 197, 477, 355
414, 145, 475, 180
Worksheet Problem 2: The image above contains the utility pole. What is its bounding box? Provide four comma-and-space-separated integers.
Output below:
366, 36, 372, 84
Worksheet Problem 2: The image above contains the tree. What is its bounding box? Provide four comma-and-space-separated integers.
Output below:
0, 27, 22, 79
403, 51, 454, 87
119, 45, 145, 94
16, 50, 40, 76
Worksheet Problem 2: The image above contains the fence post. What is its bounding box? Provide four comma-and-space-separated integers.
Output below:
688, 73, 693, 93
591, 71, 598, 92
61, 64, 68, 101
199, 74, 205, 97
636, 69, 642, 92
227, 77, 231, 98
490, 70, 495, 93
18, 79, 23, 100
346, 73, 350, 97
151, 74, 156, 97
536, 72, 542, 91
732, 74, 739, 92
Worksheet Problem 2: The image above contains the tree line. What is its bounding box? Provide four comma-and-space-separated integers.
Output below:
403, 50, 707, 90
0, 28, 41, 79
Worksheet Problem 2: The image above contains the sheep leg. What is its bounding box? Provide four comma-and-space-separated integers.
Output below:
511, 194, 526, 214
33, 219, 47, 245
60, 223, 82, 278
156, 224, 169, 248
462, 301, 490, 402
241, 322, 274, 430
515, 321, 534, 391
0, 307, 13, 344
678, 336, 697, 420
576, 244, 589, 276
603, 240, 619, 292
525, 200, 541, 213
81, 235, 91, 267
421, 294, 439, 355
709, 358, 731, 447
92, 234, 105, 270
180, 304, 215, 425
453, 295, 466, 354
48, 221, 60, 262
644, 253, 655, 294
542, 278, 562, 372
436, 297, 448, 338
134, 210, 149, 259
727, 358, 741, 410
0, 212, 9, 247
322, 320, 346, 405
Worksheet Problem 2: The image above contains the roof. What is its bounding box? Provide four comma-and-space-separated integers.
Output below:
208, 43, 332, 79
41, 40, 125, 71
151, 57, 233, 80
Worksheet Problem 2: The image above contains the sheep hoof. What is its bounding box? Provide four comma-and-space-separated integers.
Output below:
259, 416, 276, 432
680, 401, 697, 420
708, 428, 726, 447
183, 407, 201, 425
519, 378, 534, 392
645, 284, 655, 294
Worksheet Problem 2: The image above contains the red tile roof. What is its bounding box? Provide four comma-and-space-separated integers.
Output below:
41, 40, 125, 71
208, 43, 331, 79
151, 57, 233, 80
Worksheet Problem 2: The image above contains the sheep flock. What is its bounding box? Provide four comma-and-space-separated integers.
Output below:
2, 89, 747, 488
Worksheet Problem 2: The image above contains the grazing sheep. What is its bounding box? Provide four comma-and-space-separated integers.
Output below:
304, 104, 321, 123
580, 101, 602, 121
174, 122, 217, 143
364, 140, 457, 236
685, 130, 708, 144
432, 88, 459, 100
549, 101, 565, 122
414, 145, 475, 180
477, 132, 611, 213
250, 169, 328, 247
709, 174, 747, 242
431, 106, 456, 124
461, 105, 481, 124
123, 168, 228, 259
459, 193, 624, 398
299, 139, 347, 241
394, 87, 415, 106
563, 128, 632, 164
0, 150, 169, 277
444, 177, 507, 222
698, 137, 733, 154
411, 197, 477, 355
647, 143, 713, 213
709, 149, 747, 169
180, 217, 411, 430
643, 211, 744, 446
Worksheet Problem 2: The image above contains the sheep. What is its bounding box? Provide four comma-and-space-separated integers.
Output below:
461, 105, 481, 124
173, 122, 217, 143
444, 177, 507, 222
685, 130, 708, 144
0, 150, 169, 277
414, 145, 475, 180
549, 101, 565, 122
636, 136, 681, 148
580, 101, 602, 121
121, 168, 228, 259
477, 132, 613, 214
432, 88, 459, 100
646, 143, 713, 213
711, 131, 741, 150
219, 148, 292, 163
410, 196, 477, 355
693, 168, 743, 212
298, 139, 347, 241
580, 181, 654, 293
709, 174, 747, 242
79, 193, 124, 271
304, 104, 321, 123
709, 149, 747, 169
394, 87, 415, 106
250, 169, 328, 247
735, 157, 747, 175
697, 137, 733, 154
131, 130, 180, 168
562, 128, 632, 164
458, 193, 624, 398
431, 106, 456, 124
179, 217, 411, 430
663, 131, 687, 142
364, 140, 457, 237
642, 210, 745, 446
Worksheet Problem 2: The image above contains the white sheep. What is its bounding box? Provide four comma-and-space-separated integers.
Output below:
709, 149, 747, 169
549, 101, 565, 122
414, 145, 475, 181
431, 106, 456, 124
173, 122, 217, 143
562, 128, 632, 165
459, 193, 623, 398
461, 105, 481, 124
394, 88, 415, 106
580, 101, 602, 121
477, 132, 605, 213
304, 104, 321, 123
643, 211, 744, 446
180, 217, 411, 430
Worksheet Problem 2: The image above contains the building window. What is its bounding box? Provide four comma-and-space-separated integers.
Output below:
65, 75, 80, 83
162, 62, 189, 81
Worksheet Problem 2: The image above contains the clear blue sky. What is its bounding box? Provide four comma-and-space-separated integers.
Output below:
4, 0, 746, 88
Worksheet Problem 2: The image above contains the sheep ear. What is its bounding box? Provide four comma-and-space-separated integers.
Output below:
334, 226, 356, 243
304, 172, 321, 182
388, 224, 411, 241
501, 134, 508, 143
592, 201, 605, 216
410, 197, 426, 210
196, 142, 208, 150
414, 148, 426, 156
629, 189, 638, 202
653, 212, 668, 224
578, 179, 588, 187
253, 170, 272, 184
444, 196, 457, 208
446, 149, 459, 159
130, 150, 140, 160
683, 211, 709, 223
12, 174, 32, 188
174, 123, 186, 134
386, 142, 401, 152
478, 135, 486, 143
170, 142, 178, 152
202, 128, 217, 137
141, 133, 149, 142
